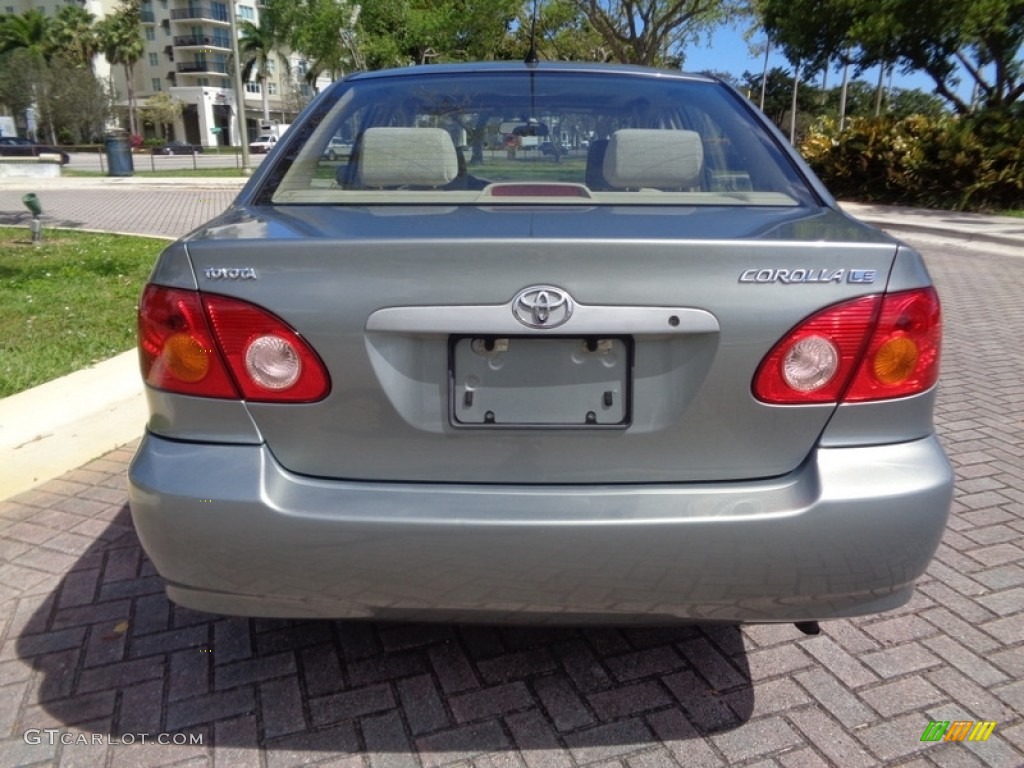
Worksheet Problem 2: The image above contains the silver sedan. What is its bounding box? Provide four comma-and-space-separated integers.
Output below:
128, 62, 952, 629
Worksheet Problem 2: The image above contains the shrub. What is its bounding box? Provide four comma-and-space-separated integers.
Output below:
799, 111, 1024, 212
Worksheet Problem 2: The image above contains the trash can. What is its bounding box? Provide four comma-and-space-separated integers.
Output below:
104, 133, 134, 177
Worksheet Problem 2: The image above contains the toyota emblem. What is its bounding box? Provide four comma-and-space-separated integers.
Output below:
512, 285, 574, 328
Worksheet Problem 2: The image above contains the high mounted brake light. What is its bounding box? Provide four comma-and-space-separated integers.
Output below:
753, 288, 941, 405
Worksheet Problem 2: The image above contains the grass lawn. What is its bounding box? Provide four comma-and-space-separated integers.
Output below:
0, 227, 165, 398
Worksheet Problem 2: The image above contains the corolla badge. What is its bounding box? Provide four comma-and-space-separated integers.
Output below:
204, 267, 258, 280
738, 268, 877, 284
512, 285, 574, 328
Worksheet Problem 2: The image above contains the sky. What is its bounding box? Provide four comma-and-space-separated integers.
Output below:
680, 22, 964, 102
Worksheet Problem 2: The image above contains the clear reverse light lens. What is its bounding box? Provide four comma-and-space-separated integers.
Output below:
782, 336, 839, 392
244, 335, 301, 390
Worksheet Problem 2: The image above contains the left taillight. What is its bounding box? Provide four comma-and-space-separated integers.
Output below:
138, 285, 330, 402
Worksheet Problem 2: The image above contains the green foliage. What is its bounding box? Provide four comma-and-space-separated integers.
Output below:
138, 93, 183, 137
96, 0, 144, 135
40, 58, 111, 144
758, 0, 1024, 113
740, 67, 819, 126
800, 111, 1024, 211
50, 5, 99, 69
0, 48, 43, 123
0, 8, 52, 61
357, 0, 520, 69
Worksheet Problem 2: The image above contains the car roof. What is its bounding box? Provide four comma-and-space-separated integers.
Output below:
344, 60, 718, 84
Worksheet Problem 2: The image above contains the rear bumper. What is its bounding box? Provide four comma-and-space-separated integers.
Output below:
128, 433, 953, 624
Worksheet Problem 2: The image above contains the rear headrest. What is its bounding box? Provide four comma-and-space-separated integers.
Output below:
358, 127, 459, 188
603, 129, 704, 189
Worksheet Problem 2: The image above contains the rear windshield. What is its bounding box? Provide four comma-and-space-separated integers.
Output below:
261, 69, 817, 207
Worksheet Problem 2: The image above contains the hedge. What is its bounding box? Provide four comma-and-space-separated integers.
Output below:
799, 111, 1024, 212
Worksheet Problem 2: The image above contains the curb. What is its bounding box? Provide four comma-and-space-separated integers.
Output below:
855, 219, 1024, 250
0, 351, 145, 501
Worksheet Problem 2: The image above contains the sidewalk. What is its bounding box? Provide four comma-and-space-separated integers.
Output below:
2, 178, 1022, 500
841, 201, 1024, 251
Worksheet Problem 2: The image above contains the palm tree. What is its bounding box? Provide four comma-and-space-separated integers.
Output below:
97, 1, 144, 136
0, 9, 54, 140
239, 19, 286, 124
51, 5, 100, 70
0, 8, 53, 61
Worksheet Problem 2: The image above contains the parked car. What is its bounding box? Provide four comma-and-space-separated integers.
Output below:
322, 135, 354, 160
540, 140, 572, 155
152, 140, 202, 155
249, 134, 281, 154
129, 62, 952, 628
0, 136, 69, 165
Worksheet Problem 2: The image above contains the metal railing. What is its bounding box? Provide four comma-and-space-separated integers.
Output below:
176, 61, 229, 74
169, 7, 229, 22
92, 147, 261, 174
173, 35, 231, 48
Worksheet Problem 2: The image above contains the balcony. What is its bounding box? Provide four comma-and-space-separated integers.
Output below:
176, 61, 229, 74
170, 6, 229, 23
174, 34, 231, 49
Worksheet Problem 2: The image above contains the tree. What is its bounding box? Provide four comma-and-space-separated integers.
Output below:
740, 67, 817, 127
356, 0, 520, 69
502, 0, 610, 62
239, 19, 287, 123
262, 0, 364, 88
0, 48, 44, 135
0, 8, 53, 61
97, 1, 144, 136
40, 58, 111, 143
759, 0, 1024, 114
852, 0, 1024, 113
358, 0, 461, 68
51, 5, 99, 70
0, 9, 55, 140
139, 92, 184, 139
888, 87, 947, 119
570, 0, 738, 67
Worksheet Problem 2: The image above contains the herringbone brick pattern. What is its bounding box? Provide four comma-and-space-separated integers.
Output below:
0, 238, 1021, 767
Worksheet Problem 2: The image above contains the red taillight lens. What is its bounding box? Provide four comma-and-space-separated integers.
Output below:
753, 288, 941, 405
202, 295, 329, 402
753, 295, 879, 404
138, 285, 330, 402
845, 288, 941, 402
138, 285, 239, 398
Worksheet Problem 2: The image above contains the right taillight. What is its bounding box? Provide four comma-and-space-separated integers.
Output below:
844, 287, 941, 402
753, 287, 941, 405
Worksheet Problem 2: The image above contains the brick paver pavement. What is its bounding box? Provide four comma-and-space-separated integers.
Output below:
1, 236, 1022, 767
0, 186, 239, 240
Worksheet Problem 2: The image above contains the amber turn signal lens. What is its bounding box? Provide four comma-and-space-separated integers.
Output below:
164, 333, 210, 383
872, 336, 919, 385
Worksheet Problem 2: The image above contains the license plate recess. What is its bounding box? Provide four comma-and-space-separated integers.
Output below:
451, 337, 631, 427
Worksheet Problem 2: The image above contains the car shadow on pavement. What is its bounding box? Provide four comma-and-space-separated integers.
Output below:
0, 210, 84, 231
15, 501, 756, 761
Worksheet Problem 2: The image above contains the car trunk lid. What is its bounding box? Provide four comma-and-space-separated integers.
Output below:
183, 204, 898, 483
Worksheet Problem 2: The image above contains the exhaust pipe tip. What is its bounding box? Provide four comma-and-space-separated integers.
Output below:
795, 621, 821, 636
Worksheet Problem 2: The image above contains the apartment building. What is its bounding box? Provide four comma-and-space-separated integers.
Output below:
6, 0, 328, 146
